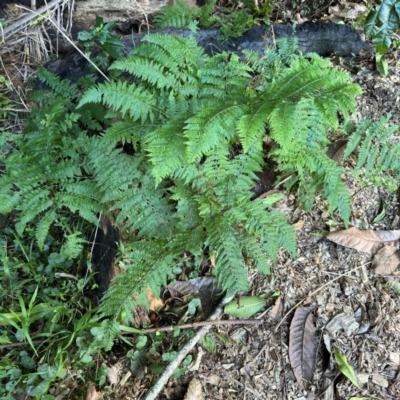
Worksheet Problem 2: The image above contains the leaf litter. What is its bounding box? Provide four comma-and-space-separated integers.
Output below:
326, 227, 400, 253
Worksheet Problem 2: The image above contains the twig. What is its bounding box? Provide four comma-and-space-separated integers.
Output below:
144, 295, 234, 400
0, 108, 30, 113
139, 318, 262, 334
0, 339, 47, 350
274, 261, 371, 332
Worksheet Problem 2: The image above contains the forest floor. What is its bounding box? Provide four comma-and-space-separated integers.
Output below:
2, 1, 400, 400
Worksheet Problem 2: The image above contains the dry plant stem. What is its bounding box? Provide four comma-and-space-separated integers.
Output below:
274, 262, 371, 332
0, 108, 30, 113
0, 0, 64, 40
140, 318, 262, 333
17, 5, 111, 83
86, 212, 102, 282
0, 339, 46, 350
144, 295, 234, 400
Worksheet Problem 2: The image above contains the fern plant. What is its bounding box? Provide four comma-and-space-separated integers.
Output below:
342, 115, 400, 191
1, 32, 393, 352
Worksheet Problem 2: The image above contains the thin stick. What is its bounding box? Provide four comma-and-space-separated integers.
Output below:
0, 108, 30, 113
140, 318, 262, 333
0, 339, 47, 350
274, 262, 371, 332
144, 295, 234, 400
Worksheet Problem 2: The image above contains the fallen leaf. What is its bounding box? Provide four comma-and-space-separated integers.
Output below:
85, 386, 104, 400
289, 307, 317, 390
325, 313, 359, 336
334, 348, 361, 389
202, 374, 221, 385
224, 296, 265, 318
188, 347, 204, 372
199, 335, 216, 354
386, 280, 400, 295
183, 378, 204, 400
326, 227, 400, 253
268, 295, 282, 319
292, 220, 305, 231
130, 349, 147, 379
106, 363, 123, 385
372, 246, 400, 275
326, 140, 347, 164
147, 287, 164, 313
168, 277, 221, 309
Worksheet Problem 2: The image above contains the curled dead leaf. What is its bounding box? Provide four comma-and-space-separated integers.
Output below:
326, 140, 347, 164
147, 287, 164, 313
326, 227, 400, 253
289, 307, 317, 390
372, 246, 400, 275
106, 363, 123, 385
268, 295, 282, 319
85, 386, 104, 400
325, 313, 359, 336
183, 378, 204, 400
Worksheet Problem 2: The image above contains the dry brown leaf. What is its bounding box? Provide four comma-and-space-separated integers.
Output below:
85, 386, 104, 400
189, 347, 204, 372
372, 246, 400, 275
106, 363, 123, 385
183, 378, 204, 400
326, 140, 347, 164
292, 220, 305, 231
268, 296, 282, 319
168, 277, 220, 309
326, 227, 400, 253
147, 287, 164, 313
325, 313, 359, 336
289, 307, 317, 390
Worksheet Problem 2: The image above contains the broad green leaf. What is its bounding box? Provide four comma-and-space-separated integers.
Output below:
376, 54, 389, 77
199, 335, 216, 353
224, 296, 265, 318
334, 348, 361, 389
349, 398, 371, 400
364, 0, 400, 54
136, 335, 148, 349
162, 351, 177, 362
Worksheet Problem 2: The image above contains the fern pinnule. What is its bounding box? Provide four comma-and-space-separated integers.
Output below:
79, 81, 156, 122
342, 119, 372, 159
184, 104, 243, 162
35, 210, 57, 250
205, 216, 250, 296
99, 240, 178, 320
146, 116, 187, 183
154, 0, 198, 28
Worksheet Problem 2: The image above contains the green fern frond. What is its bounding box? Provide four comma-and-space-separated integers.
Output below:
205, 216, 249, 296
343, 116, 400, 184
146, 116, 187, 183
78, 81, 156, 121
100, 240, 178, 320
184, 104, 244, 162
154, 0, 199, 28
35, 209, 57, 250
60, 231, 85, 259
113, 34, 203, 96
